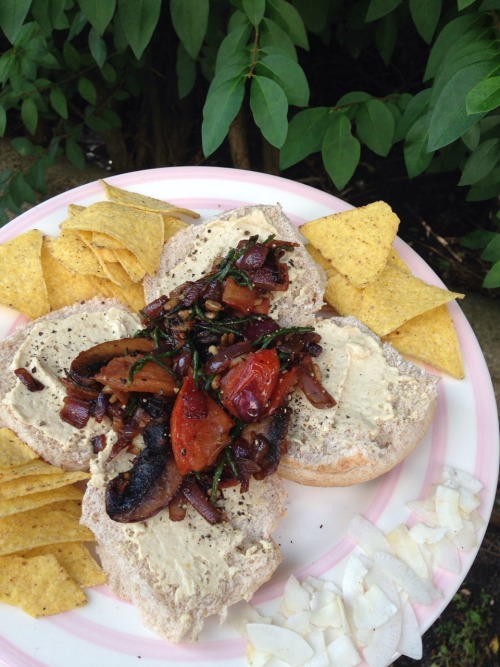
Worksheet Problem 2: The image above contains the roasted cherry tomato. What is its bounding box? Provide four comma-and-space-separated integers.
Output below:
222, 277, 270, 315
219, 348, 280, 422
262, 366, 299, 417
171, 375, 234, 476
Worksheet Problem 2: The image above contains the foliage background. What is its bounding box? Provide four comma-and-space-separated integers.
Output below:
0, 0, 499, 287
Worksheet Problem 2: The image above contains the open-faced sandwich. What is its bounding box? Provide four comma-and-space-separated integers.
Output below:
0, 203, 439, 642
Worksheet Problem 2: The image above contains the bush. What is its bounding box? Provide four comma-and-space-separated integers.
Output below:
0, 0, 499, 285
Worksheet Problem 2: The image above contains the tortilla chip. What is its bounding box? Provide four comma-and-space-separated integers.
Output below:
306, 245, 362, 317
357, 263, 464, 336
0, 429, 38, 468
0, 504, 93, 555
95, 277, 145, 311
300, 202, 400, 288
101, 180, 200, 218
61, 202, 164, 274
68, 204, 85, 216
0, 485, 83, 518
387, 248, 411, 273
0, 458, 64, 483
384, 304, 464, 378
0, 554, 87, 616
16, 542, 106, 588
93, 246, 117, 263
0, 229, 50, 318
163, 216, 189, 240
91, 231, 126, 250
41, 237, 104, 309
50, 229, 105, 276
0, 471, 90, 500
113, 248, 146, 282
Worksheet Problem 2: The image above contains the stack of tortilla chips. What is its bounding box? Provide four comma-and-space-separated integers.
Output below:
0, 427, 104, 617
301, 201, 465, 378
0, 181, 197, 318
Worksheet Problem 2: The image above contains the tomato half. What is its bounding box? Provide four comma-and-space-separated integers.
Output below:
219, 348, 280, 422
171, 375, 234, 476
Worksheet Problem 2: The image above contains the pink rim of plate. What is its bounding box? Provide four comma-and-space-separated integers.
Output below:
0, 166, 498, 666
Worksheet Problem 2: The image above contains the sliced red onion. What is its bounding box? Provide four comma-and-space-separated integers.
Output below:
60, 396, 92, 429
14, 368, 45, 392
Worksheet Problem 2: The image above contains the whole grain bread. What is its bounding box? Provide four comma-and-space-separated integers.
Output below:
0, 298, 138, 471
143, 204, 326, 327
81, 474, 287, 642
279, 316, 439, 486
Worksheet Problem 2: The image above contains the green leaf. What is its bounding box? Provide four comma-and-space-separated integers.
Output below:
461, 229, 497, 249
404, 113, 434, 178
256, 54, 309, 106
427, 61, 495, 151
466, 166, 500, 200
375, 12, 398, 65
466, 75, 500, 114
77, 0, 115, 35
21, 97, 38, 135
365, 0, 401, 22
202, 76, 246, 156
458, 0, 477, 8
260, 17, 297, 60
9, 172, 37, 206
78, 76, 97, 105
177, 42, 196, 99
49, 0, 67, 30
101, 62, 117, 83
322, 112, 360, 190
88, 26, 107, 67
170, 0, 209, 60
11, 137, 41, 157
250, 75, 289, 148
394, 88, 431, 142
242, 0, 265, 26
0, 0, 32, 44
68, 10, 88, 39
461, 123, 481, 150
291, 0, 330, 34
409, 0, 441, 43
215, 22, 252, 72
279, 107, 329, 169
0, 106, 6, 137
49, 86, 68, 119
267, 0, 309, 49
481, 234, 500, 262
355, 99, 395, 156
459, 138, 499, 185
429, 40, 499, 108
483, 260, 500, 288
65, 137, 85, 169
119, 0, 161, 60
63, 41, 81, 69
424, 13, 485, 81
337, 91, 372, 108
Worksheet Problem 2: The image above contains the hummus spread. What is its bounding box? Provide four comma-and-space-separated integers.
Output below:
288, 319, 402, 452
3, 308, 141, 451
88, 445, 280, 607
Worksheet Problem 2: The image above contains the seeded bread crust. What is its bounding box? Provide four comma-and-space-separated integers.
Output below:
0, 298, 134, 471
143, 204, 326, 327
81, 474, 287, 642
279, 316, 439, 486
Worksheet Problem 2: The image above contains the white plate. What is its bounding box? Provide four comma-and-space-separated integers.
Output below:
0, 166, 498, 667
